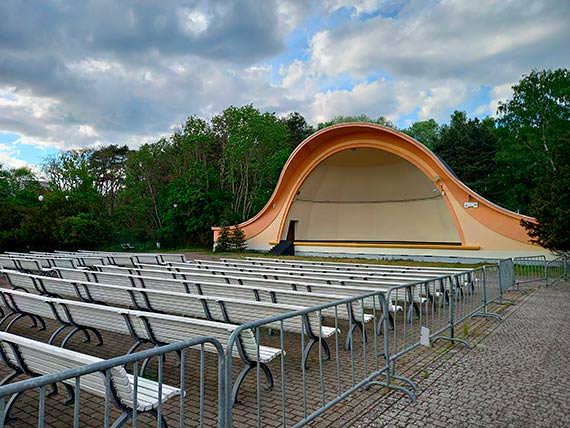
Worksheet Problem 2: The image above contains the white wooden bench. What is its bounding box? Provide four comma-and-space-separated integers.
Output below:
7, 268, 378, 351
1, 270, 41, 294
82, 268, 374, 328
78, 250, 186, 264
48, 258, 80, 269
5, 272, 339, 367
97, 264, 400, 316
242, 257, 466, 275
205, 258, 447, 278
0, 289, 282, 405
162, 261, 413, 290
10, 258, 43, 273
0, 257, 20, 271
0, 332, 181, 427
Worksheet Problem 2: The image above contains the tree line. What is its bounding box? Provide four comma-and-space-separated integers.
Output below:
1, 69, 568, 252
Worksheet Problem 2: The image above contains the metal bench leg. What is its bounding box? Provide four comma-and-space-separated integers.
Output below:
407, 302, 421, 322
85, 326, 104, 346
0, 370, 20, 386
147, 409, 169, 428
0, 313, 19, 330
232, 363, 253, 405
47, 383, 59, 397
61, 326, 103, 348
259, 362, 274, 390
62, 383, 75, 405
140, 348, 162, 376
302, 337, 331, 369
61, 327, 83, 348
376, 311, 396, 335
49, 325, 70, 345
110, 411, 131, 428
5, 314, 31, 332
346, 322, 367, 350
232, 362, 273, 405
126, 341, 142, 354
0, 391, 24, 425
302, 339, 317, 369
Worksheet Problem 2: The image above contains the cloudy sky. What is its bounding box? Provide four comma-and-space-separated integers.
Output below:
1, 0, 569, 170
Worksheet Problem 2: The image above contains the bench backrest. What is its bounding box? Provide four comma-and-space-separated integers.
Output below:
0, 332, 135, 406
226, 257, 465, 276
0, 289, 60, 321
54, 267, 91, 282
131, 254, 162, 265
49, 258, 79, 269
1, 270, 39, 293
1, 288, 264, 362
0, 257, 20, 270
8, 268, 367, 323
12, 258, 43, 272
195, 260, 430, 284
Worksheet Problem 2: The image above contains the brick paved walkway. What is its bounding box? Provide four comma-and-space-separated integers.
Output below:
351, 281, 570, 428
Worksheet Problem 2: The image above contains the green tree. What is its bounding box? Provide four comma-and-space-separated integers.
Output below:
280, 112, 315, 150
521, 135, 570, 252
318, 115, 398, 130
89, 145, 129, 215
215, 225, 231, 252
402, 119, 441, 150
433, 111, 500, 202
230, 225, 247, 252
0, 165, 44, 251
116, 141, 172, 245
158, 116, 231, 247
496, 68, 570, 213
43, 149, 94, 193
213, 105, 291, 222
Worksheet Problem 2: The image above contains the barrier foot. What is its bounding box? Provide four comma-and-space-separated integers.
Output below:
364, 379, 416, 403
472, 311, 502, 321
432, 335, 472, 349
390, 373, 419, 392
495, 298, 515, 305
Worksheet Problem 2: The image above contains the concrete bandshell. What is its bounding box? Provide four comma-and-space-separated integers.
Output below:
213, 123, 547, 259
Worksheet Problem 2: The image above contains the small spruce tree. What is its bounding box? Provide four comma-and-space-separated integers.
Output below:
230, 225, 247, 252
215, 225, 231, 252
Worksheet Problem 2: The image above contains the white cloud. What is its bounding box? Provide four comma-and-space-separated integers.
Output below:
0, 0, 569, 170
308, 0, 570, 85
307, 77, 474, 124
309, 78, 401, 123
325, 0, 405, 17
417, 80, 472, 120
0, 142, 27, 169
479, 83, 515, 118
179, 8, 211, 35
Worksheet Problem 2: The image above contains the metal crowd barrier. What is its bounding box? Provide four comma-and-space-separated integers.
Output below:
385, 269, 502, 373
3, 255, 557, 427
546, 255, 569, 286
513, 255, 547, 287
223, 291, 407, 428
0, 336, 226, 428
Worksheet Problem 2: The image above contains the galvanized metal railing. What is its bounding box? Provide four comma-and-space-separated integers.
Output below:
223, 291, 410, 428
384, 269, 502, 366
513, 255, 547, 287
546, 255, 569, 286
3, 255, 558, 427
0, 336, 226, 428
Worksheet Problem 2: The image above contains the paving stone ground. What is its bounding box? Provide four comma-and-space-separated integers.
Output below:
350, 280, 570, 428
1, 261, 568, 427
